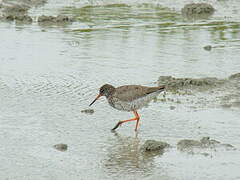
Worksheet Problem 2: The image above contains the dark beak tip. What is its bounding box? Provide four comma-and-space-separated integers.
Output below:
89, 101, 95, 106
89, 94, 101, 106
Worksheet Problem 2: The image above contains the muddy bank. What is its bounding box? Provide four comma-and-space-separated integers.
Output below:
158, 72, 240, 91
158, 76, 225, 91
157, 73, 240, 108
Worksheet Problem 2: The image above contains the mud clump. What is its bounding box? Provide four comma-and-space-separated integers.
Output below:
141, 140, 170, 155
158, 76, 225, 91
81, 108, 94, 115
203, 45, 212, 51
177, 137, 235, 151
38, 15, 73, 24
181, 3, 214, 19
53, 144, 68, 152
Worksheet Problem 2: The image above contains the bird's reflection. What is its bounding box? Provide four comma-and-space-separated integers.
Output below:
103, 131, 156, 178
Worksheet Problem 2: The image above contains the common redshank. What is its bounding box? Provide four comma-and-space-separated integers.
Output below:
89, 84, 165, 131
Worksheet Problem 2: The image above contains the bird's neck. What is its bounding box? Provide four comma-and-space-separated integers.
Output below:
105, 89, 115, 98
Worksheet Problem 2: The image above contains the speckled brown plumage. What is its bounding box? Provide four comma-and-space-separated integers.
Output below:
89, 84, 165, 131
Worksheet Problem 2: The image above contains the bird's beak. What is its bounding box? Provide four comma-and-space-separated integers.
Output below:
89, 94, 101, 106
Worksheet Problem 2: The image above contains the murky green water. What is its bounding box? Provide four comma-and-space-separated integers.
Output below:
0, 0, 240, 179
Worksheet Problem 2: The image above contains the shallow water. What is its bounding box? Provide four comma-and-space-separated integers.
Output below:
0, 0, 240, 179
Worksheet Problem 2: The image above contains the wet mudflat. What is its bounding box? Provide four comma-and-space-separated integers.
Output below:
0, 0, 240, 179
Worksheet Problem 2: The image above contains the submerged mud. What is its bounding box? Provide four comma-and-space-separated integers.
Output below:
38, 15, 73, 24
177, 137, 236, 153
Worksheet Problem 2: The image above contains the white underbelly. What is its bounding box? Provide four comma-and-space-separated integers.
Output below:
108, 91, 160, 112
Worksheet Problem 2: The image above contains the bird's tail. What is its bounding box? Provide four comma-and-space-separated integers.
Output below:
146, 86, 165, 95
157, 85, 165, 92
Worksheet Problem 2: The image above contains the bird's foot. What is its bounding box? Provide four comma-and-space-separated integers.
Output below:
111, 121, 122, 131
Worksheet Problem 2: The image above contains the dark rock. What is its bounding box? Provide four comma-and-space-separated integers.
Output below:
141, 140, 170, 153
81, 109, 94, 114
53, 144, 68, 152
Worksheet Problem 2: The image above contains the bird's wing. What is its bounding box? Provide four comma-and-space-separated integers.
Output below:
113, 85, 165, 102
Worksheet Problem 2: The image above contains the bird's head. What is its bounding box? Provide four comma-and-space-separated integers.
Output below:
89, 84, 115, 106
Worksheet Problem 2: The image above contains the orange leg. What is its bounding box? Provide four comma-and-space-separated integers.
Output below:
112, 111, 140, 131
134, 111, 140, 131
